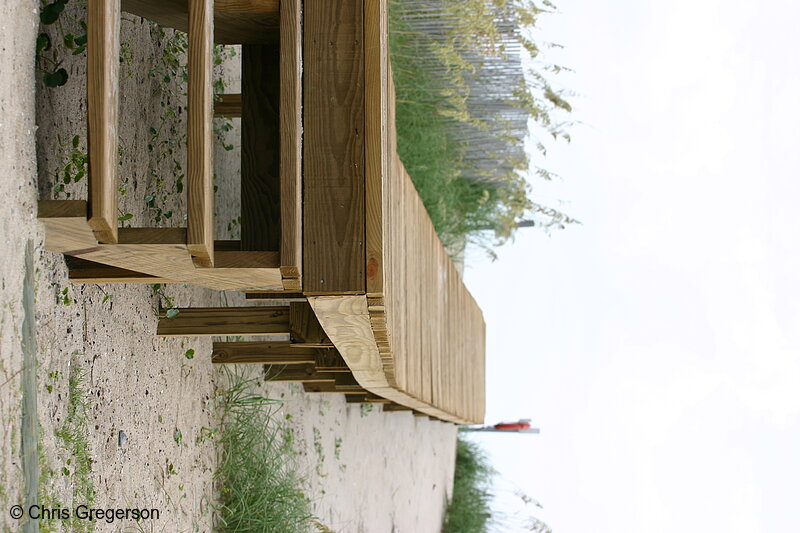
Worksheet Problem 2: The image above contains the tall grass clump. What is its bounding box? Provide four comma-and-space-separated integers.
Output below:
443, 435, 495, 533
390, 0, 576, 256
215, 369, 313, 532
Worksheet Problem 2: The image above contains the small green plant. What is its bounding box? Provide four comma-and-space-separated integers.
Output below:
52, 360, 97, 532
152, 284, 180, 318
215, 369, 313, 532
37, 0, 87, 87
56, 286, 72, 306
359, 403, 374, 417
312, 427, 326, 477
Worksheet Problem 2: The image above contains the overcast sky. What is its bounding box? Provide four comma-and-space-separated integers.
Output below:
463, 1, 800, 532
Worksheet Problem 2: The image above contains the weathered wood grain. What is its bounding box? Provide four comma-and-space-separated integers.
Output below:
364, 0, 388, 296
279, 0, 302, 281
39, 203, 286, 290
308, 296, 480, 425
157, 306, 290, 336
66, 257, 173, 283
211, 341, 319, 364
289, 302, 331, 345
303, 0, 365, 293
266, 366, 336, 383
121, 0, 279, 44
87, 0, 120, 244
213, 93, 241, 117
187, 0, 214, 267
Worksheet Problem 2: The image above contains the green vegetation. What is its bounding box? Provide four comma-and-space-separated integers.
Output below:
37, 0, 86, 87
390, 0, 576, 255
40, 358, 96, 533
215, 370, 313, 533
443, 435, 495, 533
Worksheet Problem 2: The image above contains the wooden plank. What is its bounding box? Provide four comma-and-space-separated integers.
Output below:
333, 373, 361, 390
214, 251, 280, 268
345, 393, 390, 404
279, 0, 302, 278
211, 341, 318, 364
308, 295, 479, 424
241, 44, 281, 253
214, 93, 241, 117
38, 203, 286, 290
121, 0, 279, 44
289, 302, 330, 345
156, 306, 289, 336
66, 256, 173, 283
382, 404, 412, 412
364, 0, 387, 296
37, 201, 97, 253
215, 0, 278, 13
87, 0, 120, 244
281, 277, 302, 291
187, 0, 215, 267
303, 382, 340, 393
245, 292, 306, 301
303, 0, 365, 293
314, 348, 348, 372
266, 366, 336, 383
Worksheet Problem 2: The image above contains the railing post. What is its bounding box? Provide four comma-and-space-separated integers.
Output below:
87, 0, 120, 243
187, 0, 215, 267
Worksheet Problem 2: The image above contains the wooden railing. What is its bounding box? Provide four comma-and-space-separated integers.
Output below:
304, 0, 485, 424
39, 0, 301, 291
38, 0, 485, 424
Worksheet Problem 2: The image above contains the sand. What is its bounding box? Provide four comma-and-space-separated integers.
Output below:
0, 2, 457, 531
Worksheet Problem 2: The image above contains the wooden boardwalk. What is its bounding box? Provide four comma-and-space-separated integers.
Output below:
38, 0, 485, 424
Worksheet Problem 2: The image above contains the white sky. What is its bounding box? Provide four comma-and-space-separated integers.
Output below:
462, 1, 800, 531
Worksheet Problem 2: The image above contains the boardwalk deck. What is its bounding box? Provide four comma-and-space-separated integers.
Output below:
38, 0, 485, 424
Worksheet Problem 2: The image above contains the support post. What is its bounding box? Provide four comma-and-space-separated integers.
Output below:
187, 0, 215, 267
87, 0, 120, 243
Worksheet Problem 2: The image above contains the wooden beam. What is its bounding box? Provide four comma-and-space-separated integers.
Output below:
266, 365, 336, 383
314, 348, 349, 372
303, 0, 366, 293
66, 256, 173, 283
213, 93, 241, 117
211, 341, 318, 364
241, 44, 281, 253
87, 0, 120, 244
332, 373, 363, 392
214, 251, 280, 268
383, 404, 412, 412
245, 292, 306, 301
215, 0, 279, 13
302, 382, 340, 393
157, 306, 289, 336
38, 203, 285, 291
280, 0, 302, 279
308, 295, 480, 425
289, 302, 330, 345
364, 0, 388, 296
121, 0, 279, 44
187, 0, 215, 267
345, 393, 390, 404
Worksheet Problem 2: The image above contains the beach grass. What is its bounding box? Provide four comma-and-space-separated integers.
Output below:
443, 435, 495, 533
215, 370, 313, 533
